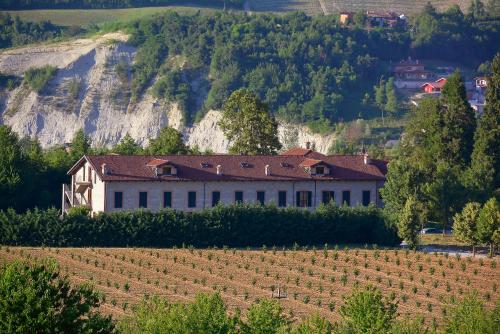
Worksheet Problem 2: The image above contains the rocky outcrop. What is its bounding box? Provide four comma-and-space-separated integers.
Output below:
0, 33, 335, 153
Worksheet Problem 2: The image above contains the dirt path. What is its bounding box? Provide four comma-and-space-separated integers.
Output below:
318, 0, 328, 14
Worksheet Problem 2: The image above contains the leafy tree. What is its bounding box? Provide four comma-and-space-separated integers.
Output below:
374, 77, 386, 108
453, 202, 482, 256
385, 77, 398, 114
219, 89, 282, 155
397, 196, 421, 249
242, 299, 289, 334
477, 197, 500, 256
0, 125, 24, 210
70, 129, 91, 162
440, 70, 476, 166
338, 285, 397, 334
469, 53, 500, 200
444, 293, 500, 334
146, 126, 187, 155
0, 260, 115, 333
113, 133, 143, 155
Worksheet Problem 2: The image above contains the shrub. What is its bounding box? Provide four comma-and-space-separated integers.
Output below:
338, 285, 397, 334
24, 65, 57, 93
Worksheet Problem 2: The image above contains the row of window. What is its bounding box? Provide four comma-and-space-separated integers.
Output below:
114, 190, 372, 209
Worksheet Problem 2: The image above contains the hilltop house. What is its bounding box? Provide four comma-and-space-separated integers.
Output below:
394, 59, 435, 81
62, 147, 388, 215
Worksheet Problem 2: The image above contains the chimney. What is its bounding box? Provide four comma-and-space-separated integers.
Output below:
216, 164, 223, 175
305, 141, 311, 150
101, 163, 108, 175
363, 153, 372, 165
265, 165, 271, 176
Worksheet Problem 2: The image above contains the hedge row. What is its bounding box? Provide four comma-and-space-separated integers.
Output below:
0, 204, 400, 247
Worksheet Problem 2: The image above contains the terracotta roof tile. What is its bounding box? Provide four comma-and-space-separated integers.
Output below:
78, 154, 388, 182
146, 158, 170, 167
299, 158, 324, 167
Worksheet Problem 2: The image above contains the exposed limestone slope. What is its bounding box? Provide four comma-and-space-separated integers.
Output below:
0, 34, 335, 153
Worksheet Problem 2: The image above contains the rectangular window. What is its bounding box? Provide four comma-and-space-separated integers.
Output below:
342, 190, 351, 207
296, 191, 312, 207
257, 191, 265, 205
278, 191, 287, 207
114, 192, 123, 209
163, 191, 172, 208
139, 192, 148, 208
322, 191, 335, 204
163, 166, 172, 175
362, 190, 371, 206
315, 166, 325, 175
188, 191, 196, 208
235, 191, 243, 203
212, 191, 221, 207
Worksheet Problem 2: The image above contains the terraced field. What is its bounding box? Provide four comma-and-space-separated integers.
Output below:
249, 0, 470, 15
1, 246, 498, 324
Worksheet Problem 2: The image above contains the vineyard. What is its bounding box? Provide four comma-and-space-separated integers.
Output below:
249, 0, 471, 15
1, 246, 498, 325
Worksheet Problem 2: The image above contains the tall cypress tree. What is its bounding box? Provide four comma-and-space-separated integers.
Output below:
440, 70, 476, 166
470, 53, 500, 199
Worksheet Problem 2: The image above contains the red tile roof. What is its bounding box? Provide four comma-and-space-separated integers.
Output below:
146, 158, 170, 167
299, 158, 324, 167
74, 154, 388, 182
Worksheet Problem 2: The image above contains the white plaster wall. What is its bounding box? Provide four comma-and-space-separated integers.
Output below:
102, 180, 380, 213
72, 161, 105, 213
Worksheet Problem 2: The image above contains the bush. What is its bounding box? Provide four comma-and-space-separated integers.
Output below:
0, 204, 400, 247
24, 65, 57, 93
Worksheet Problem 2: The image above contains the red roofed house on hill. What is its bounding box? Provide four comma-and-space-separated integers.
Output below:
421, 78, 447, 93
62, 146, 388, 215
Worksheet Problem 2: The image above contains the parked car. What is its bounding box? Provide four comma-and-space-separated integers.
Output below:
420, 228, 439, 234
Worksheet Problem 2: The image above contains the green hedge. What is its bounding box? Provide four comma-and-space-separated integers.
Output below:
0, 204, 400, 247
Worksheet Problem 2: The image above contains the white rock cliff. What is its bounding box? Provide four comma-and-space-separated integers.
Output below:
0, 33, 335, 153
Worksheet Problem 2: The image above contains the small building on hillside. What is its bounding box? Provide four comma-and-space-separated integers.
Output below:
62, 147, 388, 215
475, 76, 488, 91
394, 59, 436, 81
421, 78, 447, 93
366, 11, 402, 27
339, 12, 354, 25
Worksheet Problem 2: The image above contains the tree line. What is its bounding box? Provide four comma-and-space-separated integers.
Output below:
1, 259, 499, 333
0, 0, 244, 10
0, 204, 399, 247
381, 53, 500, 251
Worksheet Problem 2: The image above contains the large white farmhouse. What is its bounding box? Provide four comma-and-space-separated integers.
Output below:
62, 147, 388, 215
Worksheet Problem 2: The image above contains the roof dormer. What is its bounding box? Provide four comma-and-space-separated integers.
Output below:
146, 159, 177, 177
299, 159, 330, 176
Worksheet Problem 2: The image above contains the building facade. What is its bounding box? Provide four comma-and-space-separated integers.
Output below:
62, 148, 388, 215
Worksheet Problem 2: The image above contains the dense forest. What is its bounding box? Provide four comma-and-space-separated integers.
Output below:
0, 0, 243, 10
124, 5, 498, 129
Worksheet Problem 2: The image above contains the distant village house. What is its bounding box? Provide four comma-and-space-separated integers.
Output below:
421, 78, 447, 93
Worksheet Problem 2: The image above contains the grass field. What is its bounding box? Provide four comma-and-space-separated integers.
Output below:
1, 246, 498, 324
249, 0, 471, 15
3, 6, 223, 27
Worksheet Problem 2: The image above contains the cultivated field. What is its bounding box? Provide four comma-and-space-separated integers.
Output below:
3, 6, 221, 27
1, 246, 498, 324
249, 0, 471, 15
